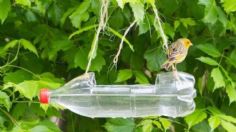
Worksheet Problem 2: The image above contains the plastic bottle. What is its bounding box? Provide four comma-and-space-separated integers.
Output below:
39, 72, 196, 118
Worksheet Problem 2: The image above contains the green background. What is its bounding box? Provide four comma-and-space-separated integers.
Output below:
1, 0, 236, 131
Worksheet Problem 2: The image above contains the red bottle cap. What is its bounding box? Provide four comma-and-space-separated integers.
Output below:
40, 88, 49, 104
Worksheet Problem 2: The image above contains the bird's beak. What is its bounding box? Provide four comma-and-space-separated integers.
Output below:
190, 43, 193, 46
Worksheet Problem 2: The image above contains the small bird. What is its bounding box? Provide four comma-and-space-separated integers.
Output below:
162, 38, 193, 71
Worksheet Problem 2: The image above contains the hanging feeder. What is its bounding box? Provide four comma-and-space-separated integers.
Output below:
40, 72, 196, 118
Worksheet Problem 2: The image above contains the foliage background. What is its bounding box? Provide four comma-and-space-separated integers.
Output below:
1, 0, 236, 131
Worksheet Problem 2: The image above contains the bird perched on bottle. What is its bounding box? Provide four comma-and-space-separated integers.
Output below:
162, 38, 193, 71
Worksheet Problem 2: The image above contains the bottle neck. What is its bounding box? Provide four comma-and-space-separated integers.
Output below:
40, 88, 50, 104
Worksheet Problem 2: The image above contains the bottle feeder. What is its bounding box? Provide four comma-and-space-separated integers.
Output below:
40, 72, 196, 118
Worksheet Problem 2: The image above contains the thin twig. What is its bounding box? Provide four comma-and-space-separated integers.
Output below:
12, 100, 40, 103
6, 65, 40, 79
0, 44, 21, 70
0, 107, 21, 128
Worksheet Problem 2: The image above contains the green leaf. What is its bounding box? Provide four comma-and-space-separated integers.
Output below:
221, 120, 236, 132
104, 118, 135, 132
3, 82, 16, 90
15, 0, 31, 7
208, 116, 221, 130
62, 46, 77, 69
129, 1, 144, 23
24, 11, 37, 23
115, 69, 133, 83
38, 120, 61, 132
174, 20, 180, 30
4, 70, 32, 84
159, 117, 171, 131
179, 18, 196, 28
196, 44, 221, 57
221, 0, 236, 13
47, 3, 63, 26
40, 72, 64, 83
0, 91, 11, 111
197, 72, 208, 95
30, 125, 53, 132
115, 0, 125, 8
19, 54, 44, 73
73, 47, 88, 70
226, 84, 236, 104
138, 15, 151, 35
109, 8, 125, 30
207, 106, 222, 115
162, 23, 175, 39
11, 103, 27, 119
19, 39, 38, 56
196, 57, 218, 66
138, 120, 153, 132
133, 71, 149, 84
69, 0, 90, 28
0, 115, 7, 129
184, 109, 207, 129
199, 0, 227, 27
38, 72, 64, 89
0, 46, 6, 57
4, 39, 38, 56
199, 0, 218, 25
147, 0, 155, 6
16, 81, 39, 100
4, 40, 18, 50
144, 47, 166, 71
211, 67, 225, 91
74, 47, 105, 72
39, 29, 74, 60
69, 24, 98, 39
217, 6, 228, 28
33, 0, 52, 16
228, 49, 236, 68
219, 115, 236, 124
0, 0, 11, 24
40, 104, 49, 112
152, 120, 163, 130
60, 7, 76, 27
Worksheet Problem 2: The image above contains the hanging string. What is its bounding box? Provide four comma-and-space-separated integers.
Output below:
151, 5, 180, 78
113, 20, 137, 65
152, 5, 169, 54
85, 0, 109, 74
85, 1, 168, 74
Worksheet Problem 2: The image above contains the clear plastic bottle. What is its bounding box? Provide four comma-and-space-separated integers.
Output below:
39, 72, 196, 118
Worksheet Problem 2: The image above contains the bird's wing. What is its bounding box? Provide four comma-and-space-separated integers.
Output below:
168, 42, 185, 61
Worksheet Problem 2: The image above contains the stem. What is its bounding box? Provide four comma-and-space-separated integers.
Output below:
0, 107, 20, 128
218, 51, 224, 67
6, 64, 40, 79
8, 43, 21, 64
12, 101, 40, 103
0, 44, 21, 70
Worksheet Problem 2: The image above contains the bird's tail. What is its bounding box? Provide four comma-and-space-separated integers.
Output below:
161, 61, 172, 71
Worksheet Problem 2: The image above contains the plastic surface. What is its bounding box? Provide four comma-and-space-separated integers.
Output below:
42, 72, 196, 118
40, 88, 49, 104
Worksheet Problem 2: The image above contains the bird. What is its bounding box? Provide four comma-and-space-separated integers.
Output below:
162, 38, 193, 71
